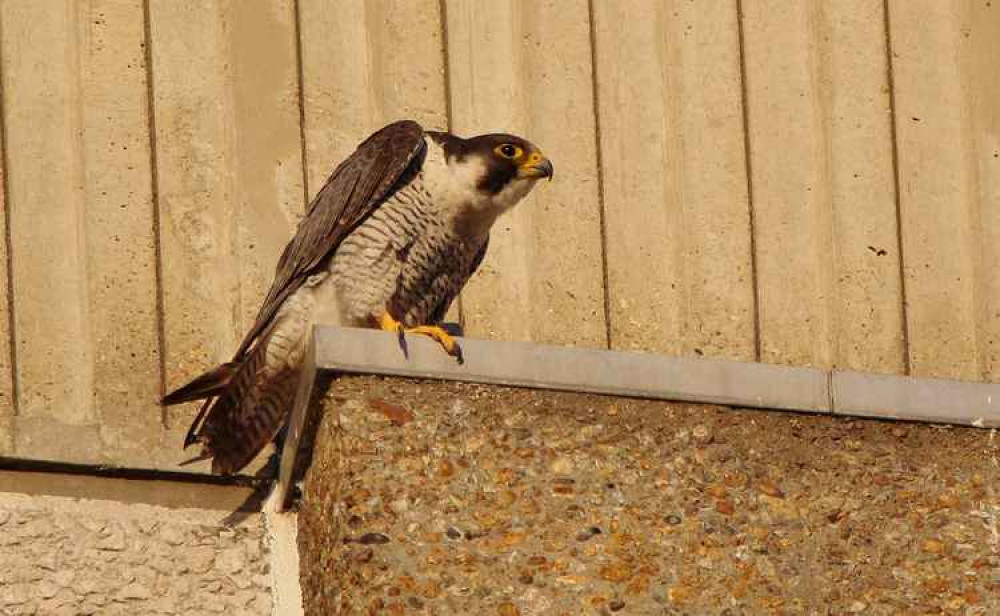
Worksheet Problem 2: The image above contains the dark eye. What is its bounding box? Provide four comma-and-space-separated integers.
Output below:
495, 144, 522, 159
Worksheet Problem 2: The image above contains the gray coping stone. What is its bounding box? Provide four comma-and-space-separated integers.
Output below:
273, 325, 1000, 511
313, 325, 832, 413
832, 370, 1000, 428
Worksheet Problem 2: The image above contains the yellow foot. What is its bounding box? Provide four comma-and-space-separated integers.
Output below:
378, 312, 463, 364
407, 325, 463, 363
378, 311, 404, 333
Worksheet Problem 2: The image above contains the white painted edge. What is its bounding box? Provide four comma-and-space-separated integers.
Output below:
265, 488, 304, 616
274, 339, 316, 511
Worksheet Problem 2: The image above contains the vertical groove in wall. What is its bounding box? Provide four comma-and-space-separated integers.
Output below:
221, 4, 244, 346
0, 11, 20, 420
438, 0, 453, 134
586, 0, 612, 350
881, 0, 911, 376
362, 3, 383, 125
142, 0, 168, 426
71, 6, 93, 405
292, 0, 311, 204
735, 0, 762, 362
438, 0, 465, 332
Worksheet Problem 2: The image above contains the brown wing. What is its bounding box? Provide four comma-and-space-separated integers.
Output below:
234, 119, 427, 357
169, 121, 426, 461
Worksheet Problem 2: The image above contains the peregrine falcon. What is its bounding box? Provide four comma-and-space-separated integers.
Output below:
162, 120, 553, 475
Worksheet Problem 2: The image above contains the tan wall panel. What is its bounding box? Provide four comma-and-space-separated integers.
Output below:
2, 1, 165, 465
593, 0, 754, 359
0, 1, 101, 461
743, 0, 832, 368
445, 0, 606, 347
79, 0, 163, 466
742, 0, 903, 371
823, 0, 906, 374
150, 0, 239, 398
298, 0, 448, 197
967, 2, 1000, 383
888, 0, 982, 380
150, 0, 304, 442
226, 2, 305, 334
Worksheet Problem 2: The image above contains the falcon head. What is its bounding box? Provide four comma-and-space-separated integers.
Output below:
463, 133, 554, 194
430, 130, 554, 223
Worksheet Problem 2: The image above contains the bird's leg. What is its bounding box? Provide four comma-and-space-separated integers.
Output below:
377, 311, 463, 364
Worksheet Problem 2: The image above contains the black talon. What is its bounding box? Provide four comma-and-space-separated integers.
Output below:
453, 342, 464, 365
396, 326, 409, 359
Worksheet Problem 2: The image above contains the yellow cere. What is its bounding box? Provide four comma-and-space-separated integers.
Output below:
518, 151, 546, 173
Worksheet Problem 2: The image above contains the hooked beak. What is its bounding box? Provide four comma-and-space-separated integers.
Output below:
518, 154, 554, 181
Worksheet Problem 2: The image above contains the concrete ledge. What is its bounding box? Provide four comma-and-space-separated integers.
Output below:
833, 370, 1000, 428
314, 326, 832, 412
311, 325, 1000, 426
273, 325, 1000, 511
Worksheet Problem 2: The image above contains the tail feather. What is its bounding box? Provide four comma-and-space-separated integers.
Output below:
183, 399, 214, 448
162, 363, 238, 405
178, 448, 215, 467
176, 330, 301, 475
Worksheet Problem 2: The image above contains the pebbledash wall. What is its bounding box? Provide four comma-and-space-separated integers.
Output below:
0, 1, 996, 470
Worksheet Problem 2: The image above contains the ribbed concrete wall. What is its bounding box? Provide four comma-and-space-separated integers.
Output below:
0, 0, 996, 468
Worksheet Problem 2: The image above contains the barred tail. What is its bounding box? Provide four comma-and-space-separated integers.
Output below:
163, 327, 301, 475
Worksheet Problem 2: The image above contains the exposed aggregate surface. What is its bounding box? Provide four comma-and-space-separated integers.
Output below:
0, 492, 271, 615
300, 375, 1000, 615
